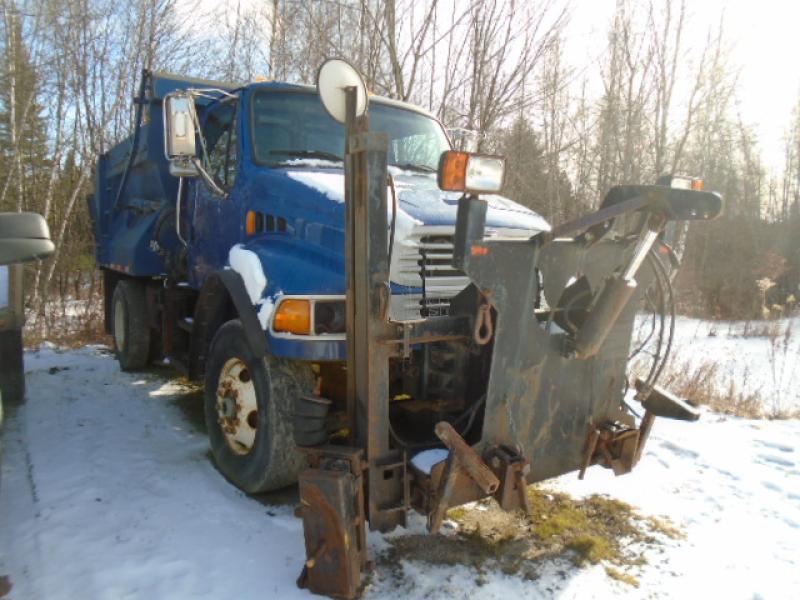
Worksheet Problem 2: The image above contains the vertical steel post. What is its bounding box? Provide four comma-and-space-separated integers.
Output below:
344, 88, 361, 446
343, 88, 405, 532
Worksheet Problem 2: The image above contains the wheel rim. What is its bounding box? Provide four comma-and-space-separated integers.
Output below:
215, 357, 259, 455
114, 297, 126, 351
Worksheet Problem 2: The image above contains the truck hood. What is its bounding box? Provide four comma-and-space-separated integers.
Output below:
277, 165, 551, 235
239, 165, 551, 317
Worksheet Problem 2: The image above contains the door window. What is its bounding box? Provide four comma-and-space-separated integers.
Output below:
201, 99, 239, 189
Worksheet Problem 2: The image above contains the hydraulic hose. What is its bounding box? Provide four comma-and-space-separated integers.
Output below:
113, 69, 149, 211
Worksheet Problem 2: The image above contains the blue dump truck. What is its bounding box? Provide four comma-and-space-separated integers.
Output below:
88, 70, 550, 493
90, 64, 722, 596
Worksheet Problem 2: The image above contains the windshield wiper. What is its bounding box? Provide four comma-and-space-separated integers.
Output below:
271, 149, 343, 162
390, 162, 436, 173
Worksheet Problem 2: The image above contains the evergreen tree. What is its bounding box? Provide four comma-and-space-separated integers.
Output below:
0, 10, 49, 212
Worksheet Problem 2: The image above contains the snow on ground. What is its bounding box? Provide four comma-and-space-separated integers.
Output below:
664, 315, 800, 413
552, 415, 800, 599
1, 319, 799, 599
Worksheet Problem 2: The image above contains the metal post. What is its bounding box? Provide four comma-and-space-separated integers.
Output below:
343, 87, 405, 533
344, 87, 361, 446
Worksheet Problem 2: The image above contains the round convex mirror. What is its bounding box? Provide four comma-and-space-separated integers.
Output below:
316, 58, 369, 124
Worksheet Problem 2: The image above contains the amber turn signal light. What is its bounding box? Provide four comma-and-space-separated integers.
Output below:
438, 151, 470, 191
273, 299, 311, 334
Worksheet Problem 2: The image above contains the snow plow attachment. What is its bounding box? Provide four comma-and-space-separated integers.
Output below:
449, 186, 720, 481
297, 165, 721, 598
296, 62, 722, 599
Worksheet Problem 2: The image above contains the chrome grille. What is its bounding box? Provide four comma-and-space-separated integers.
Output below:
391, 225, 470, 321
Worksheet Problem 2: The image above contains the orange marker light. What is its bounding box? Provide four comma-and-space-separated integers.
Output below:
691, 179, 704, 191
246, 211, 258, 235
438, 151, 470, 192
273, 299, 311, 334
471, 245, 490, 256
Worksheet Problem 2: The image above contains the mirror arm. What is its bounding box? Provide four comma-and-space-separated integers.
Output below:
175, 177, 188, 246
191, 159, 228, 198
188, 100, 211, 171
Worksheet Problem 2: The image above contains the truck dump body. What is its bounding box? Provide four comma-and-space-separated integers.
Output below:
88, 72, 239, 277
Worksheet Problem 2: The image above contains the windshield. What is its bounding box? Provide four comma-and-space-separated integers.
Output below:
251, 90, 450, 171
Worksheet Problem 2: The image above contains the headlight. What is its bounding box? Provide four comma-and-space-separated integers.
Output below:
314, 300, 345, 334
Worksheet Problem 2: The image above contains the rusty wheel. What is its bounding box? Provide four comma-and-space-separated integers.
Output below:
215, 358, 259, 455
204, 319, 315, 493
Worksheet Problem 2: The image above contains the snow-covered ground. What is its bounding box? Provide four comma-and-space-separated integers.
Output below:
666, 316, 800, 414
1, 318, 799, 599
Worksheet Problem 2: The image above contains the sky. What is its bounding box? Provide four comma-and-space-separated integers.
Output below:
567, 0, 800, 172
182, 0, 800, 172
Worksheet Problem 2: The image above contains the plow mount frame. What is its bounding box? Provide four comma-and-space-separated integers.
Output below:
296, 86, 721, 599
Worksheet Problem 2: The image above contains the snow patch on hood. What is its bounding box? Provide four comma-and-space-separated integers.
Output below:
388, 165, 435, 178
390, 202, 423, 244
228, 244, 267, 304
286, 168, 550, 232
282, 158, 341, 168
286, 171, 345, 203
257, 293, 281, 330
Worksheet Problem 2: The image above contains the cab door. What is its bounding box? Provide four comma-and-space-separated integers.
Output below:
187, 97, 243, 287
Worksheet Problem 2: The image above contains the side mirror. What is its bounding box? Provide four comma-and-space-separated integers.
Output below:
164, 92, 199, 177
316, 58, 369, 124
0, 212, 55, 265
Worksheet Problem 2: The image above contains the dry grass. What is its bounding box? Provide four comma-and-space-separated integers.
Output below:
382, 487, 682, 588
653, 354, 799, 420
656, 358, 767, 419
605, 565, 640, 587
23, 295, 108, 349
734, 320, 785, 339
24, 322, 109, 350
631, 315, 799, 419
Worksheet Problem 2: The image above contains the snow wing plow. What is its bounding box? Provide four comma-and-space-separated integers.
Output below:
295, 60, 722, 598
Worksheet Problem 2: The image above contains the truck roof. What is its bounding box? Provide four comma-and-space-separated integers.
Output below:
149, 70, 437, 119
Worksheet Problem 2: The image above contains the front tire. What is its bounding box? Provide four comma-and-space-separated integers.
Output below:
204, 319, 315, 493
111, 279, 151, 372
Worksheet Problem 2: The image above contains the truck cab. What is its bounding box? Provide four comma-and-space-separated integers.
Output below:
88, 71, 549, 493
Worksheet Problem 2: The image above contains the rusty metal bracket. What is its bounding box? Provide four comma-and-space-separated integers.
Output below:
473, 296, 494, 345
297, 446, 368, 599
427, 422, 500, 534
427, 451, 459, 534
578, 422, 640, 479
435, 422, 499, 495
486, 445, 532, 515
